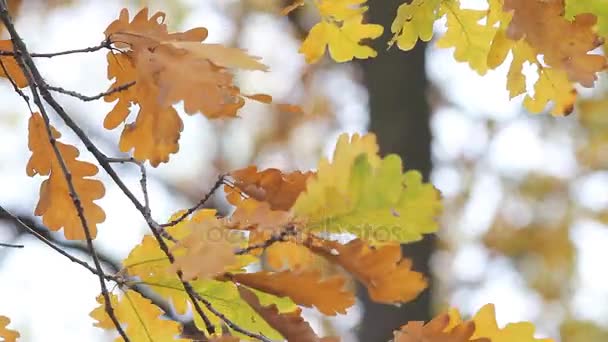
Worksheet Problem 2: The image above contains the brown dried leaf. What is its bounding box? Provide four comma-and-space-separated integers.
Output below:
0, 40, 27, 87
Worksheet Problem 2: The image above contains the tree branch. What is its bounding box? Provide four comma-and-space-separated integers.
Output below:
0, 4, 129, 340
45, 81, 135, 102
0, 39, 111, 58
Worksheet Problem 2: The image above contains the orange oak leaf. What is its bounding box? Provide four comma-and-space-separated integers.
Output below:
170, 213, 241, 281
26, 113, 105, 240
0, 40, 27, 88
230, 270, 355, 315
309, 238, 427, 304
230, 166, 313, 211
103, 8, 270, 166
238, 286, 337, 342
504, 0, 607, 87
0, 315, 20, 342
394, 313, 489, 342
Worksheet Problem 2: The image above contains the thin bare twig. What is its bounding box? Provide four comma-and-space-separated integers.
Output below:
161, 174, 226, 228
45, 81, 135, 102
0, 38, 111, 58
0, 204, 120, 282
0, 4, 129, 340
234, 226, 297, 255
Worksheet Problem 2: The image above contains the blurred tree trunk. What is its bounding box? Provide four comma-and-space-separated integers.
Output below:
358, 0, 433, 340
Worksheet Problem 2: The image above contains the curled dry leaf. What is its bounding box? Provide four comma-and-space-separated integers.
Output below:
309, 238, 427, 304
103, 8, 271, 166
231, 270, 355, 315
26, 113, 105, 240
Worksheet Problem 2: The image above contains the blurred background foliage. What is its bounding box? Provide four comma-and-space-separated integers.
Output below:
1, 0, 608, 341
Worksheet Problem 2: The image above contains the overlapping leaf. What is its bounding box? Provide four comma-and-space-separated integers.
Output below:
26, 113, 105, 240
0, 316, 20, 342
90, 290, 187, 342
309, 238, 427, 304
231, 270, 355, 315
293, 133, 442, 244
103, 8, 270, 166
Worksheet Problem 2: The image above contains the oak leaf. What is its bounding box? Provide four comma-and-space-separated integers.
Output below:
293, 133, 442, 244
310, 238, 427, 304
103, 8, 270, 166
448, 304, 554, 342
390, 0, 440, 51
436, 0, 498, 74
231, 270, 355, 315
0, 40, 27, 87
90, 290, 187, 342
26, 113, 105, 240
394, 313, 489, 342
504, 0, 607, 87
238, 286, 338, 342
0, 316, 20, 342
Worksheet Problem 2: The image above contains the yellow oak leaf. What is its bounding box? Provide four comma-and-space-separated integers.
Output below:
225, 190, 292, 231
309, 238, 427, 304
238, 286, 337, 342
0, 315, 20, 342
390, 0, 441, 51
26, 113, 105, 240
301, 15, 383, 64
436, 0, 498, 75
103, 8, 269, 166
169, 214, 240, 281
90, 290, 187, 342
293, 133, 442, 244
299, 0, 383, 63
394, 313, 489, 342
0, 40, 27, 88
231, 270, 355, 315
523, 67, 577, 116
448, 304, 554, 342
